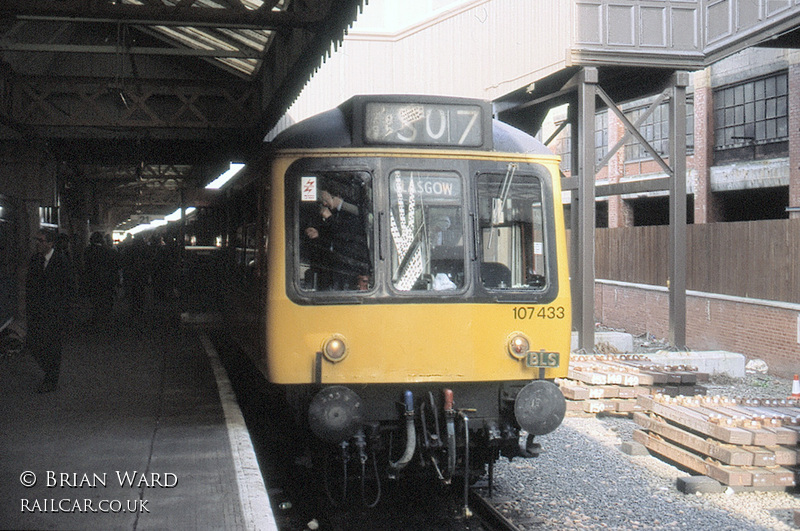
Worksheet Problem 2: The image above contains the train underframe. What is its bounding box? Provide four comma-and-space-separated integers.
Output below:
282, 380, 566, 508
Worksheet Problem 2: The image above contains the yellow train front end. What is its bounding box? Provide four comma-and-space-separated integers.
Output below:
265, 152, 571, 387
256, 96, 571, 498
267, 299, 571, 384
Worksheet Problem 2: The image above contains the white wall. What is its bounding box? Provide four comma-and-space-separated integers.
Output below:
276, 0, 572, 133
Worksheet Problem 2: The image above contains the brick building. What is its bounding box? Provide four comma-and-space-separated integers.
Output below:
551, 47, 800, 376
555, 47, 800, 229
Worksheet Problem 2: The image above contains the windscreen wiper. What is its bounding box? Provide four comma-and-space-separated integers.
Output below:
487, 162, 517, 250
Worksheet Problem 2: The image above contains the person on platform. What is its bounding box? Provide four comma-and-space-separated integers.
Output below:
25, 228, 72, 393
82, 231, 119, 327
120, 236, 150, 320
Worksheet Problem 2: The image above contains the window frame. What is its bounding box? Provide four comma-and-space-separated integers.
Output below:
473, 163, 557, 300
286, 158, 376, 302
713, 72, 788, 150
284, 157, 560, 305
384, 166, 470, 296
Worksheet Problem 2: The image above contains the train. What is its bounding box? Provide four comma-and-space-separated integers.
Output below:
199, 95, 572, 507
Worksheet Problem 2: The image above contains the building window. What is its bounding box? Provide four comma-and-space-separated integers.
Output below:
686, 99, 695, 154
553, 109, 608, 174
555, 123, 571, 173
713, 72, 788, 149
595, 110, 608, 165
624, 98, 694, 161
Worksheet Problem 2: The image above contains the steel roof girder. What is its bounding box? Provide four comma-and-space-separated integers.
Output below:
0, 43, 262, 59
8, 76, 259, 129
0, 0, 322, 29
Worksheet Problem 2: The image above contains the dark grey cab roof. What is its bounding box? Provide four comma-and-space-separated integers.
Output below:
272, 96, 553, 156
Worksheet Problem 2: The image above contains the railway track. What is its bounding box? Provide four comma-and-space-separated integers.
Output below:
468, 489, 523, 531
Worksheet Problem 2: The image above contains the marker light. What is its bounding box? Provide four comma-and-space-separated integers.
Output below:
507, 333, 530, 360
322, 335, 348, 363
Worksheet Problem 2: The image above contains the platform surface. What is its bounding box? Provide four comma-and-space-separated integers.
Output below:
0, 305, 275, 530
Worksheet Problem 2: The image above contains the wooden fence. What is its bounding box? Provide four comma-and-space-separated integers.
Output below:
593, 219, 800, 304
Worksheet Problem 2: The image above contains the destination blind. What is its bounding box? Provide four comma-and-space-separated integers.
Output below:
391, 172, 461, 204
364, 102, 484, 147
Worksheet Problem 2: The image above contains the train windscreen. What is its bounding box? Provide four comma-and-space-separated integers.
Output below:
297, 171, 373, 292
388, 170, 464, 292
291, 161, 551, 298
477, 166, 548, 290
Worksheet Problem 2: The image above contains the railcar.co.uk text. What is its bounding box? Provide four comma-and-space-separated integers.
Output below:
18, 470, 178, 514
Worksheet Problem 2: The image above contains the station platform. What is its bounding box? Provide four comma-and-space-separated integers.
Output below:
0, 304, 277, 530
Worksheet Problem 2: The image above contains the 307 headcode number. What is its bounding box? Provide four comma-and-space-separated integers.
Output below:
512, 306, 565, 320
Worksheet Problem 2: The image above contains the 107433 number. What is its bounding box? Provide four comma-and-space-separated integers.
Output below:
512, 306, 565, 320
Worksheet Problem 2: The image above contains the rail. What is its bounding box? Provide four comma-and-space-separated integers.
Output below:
468, 489, 522, 531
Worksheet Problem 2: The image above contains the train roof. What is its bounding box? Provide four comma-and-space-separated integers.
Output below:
272, 95, 553, 156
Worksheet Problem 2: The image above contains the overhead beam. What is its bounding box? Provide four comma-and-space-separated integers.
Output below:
83, 164, 195, 181
504, 69, 584, 114
562, 176, 671, 197
599, 178, 670, 197
9, 75, 260, 130
0, 43, 261, 58
0, 1, 325, 29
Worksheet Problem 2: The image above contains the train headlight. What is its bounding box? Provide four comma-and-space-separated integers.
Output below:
322, 335, 348, 363
507, 332, 530, 360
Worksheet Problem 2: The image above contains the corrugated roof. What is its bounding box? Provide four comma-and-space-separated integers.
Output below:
125, 0, 282, 77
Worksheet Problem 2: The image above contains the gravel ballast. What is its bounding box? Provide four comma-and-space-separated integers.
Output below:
486, 373, 800, 530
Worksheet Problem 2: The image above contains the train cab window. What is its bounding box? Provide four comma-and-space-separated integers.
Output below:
388, 170, 464, 292
297, 172, 373, 292
477, 166, 548, 290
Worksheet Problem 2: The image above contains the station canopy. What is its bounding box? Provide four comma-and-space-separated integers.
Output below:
0, 0, 364, 230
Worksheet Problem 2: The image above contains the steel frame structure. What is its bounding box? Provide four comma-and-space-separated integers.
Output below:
499, 66, 689, 350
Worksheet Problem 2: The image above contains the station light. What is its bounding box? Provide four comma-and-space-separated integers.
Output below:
118, 162, 238, 237
126, 224, 152, 236
124, 207, 197, 236
205, 162, 245, 190
164, 207, 196, 221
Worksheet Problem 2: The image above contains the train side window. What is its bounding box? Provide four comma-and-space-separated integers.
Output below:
388, 170, 464, 292
297, 172, 373, 292
477, 168, 547, 290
